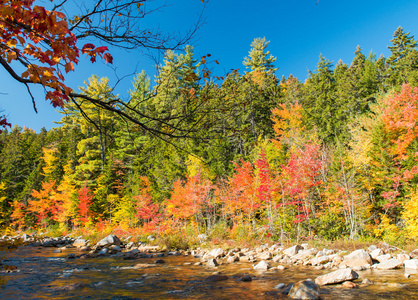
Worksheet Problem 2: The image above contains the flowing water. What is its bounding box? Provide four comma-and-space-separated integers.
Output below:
1, 246, 418, 299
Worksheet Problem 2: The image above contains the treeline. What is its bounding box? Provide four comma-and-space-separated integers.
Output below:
1, 27, 418, 244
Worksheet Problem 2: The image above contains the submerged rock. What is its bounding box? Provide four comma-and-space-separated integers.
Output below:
204, 274, 228, 282
288, 279, 320, 300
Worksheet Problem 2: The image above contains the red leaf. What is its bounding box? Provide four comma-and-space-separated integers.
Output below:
95, 46, 108, 54
104, 52, 113, 64
81, 43, 95, 53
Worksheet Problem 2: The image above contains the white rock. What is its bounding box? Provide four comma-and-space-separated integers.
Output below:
375, 258, 403, 270
376, 254, 391, 262
315, 268, 359, 285
370, 248, 384, 259
283, 245, 303, 256
341, 249, 372, 268
404, 259, 418, 270
253, 260, 271, 270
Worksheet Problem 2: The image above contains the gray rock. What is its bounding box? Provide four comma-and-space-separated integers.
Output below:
239, 275, 252, 282
254, 260, 271, 270
96, 235, 121, 247
288, 280, 320, 299
404, 259, 418, 269
315, 268, 358, 285
274, 283, 286, 289
283, 245, 303, 256
341, 249, 372, 268
375, 258, 403, 270
98, 248, 109, 255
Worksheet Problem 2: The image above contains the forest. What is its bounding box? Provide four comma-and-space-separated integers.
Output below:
1, 26, 418, 247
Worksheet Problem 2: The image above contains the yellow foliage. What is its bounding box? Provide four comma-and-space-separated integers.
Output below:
402, 191, 418, 239
374, 214, 399, 243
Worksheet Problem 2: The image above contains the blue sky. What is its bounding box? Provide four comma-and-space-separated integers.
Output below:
2, 0, 418, 132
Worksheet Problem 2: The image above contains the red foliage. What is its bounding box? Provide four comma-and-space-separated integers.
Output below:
77, 186, 94, 226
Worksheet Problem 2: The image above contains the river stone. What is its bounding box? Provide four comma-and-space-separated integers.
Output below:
292, 248, 318, 261
341, 249, 372, 268
96, 235, 121, 247
376, 254, 391, 262
207, 248, 225, 259
375, 258, 403, 270
283, 245, 303, 256
370, 248, 384, 259
204, 274, 228, 282
404, 259, 418, 269
51, 282, 85, 291
207, 258, 219, 267
362, 278, 374, 285
109, 245, 121, 252
315, 268, 358, 285
73, 239, 87, 248
273, 254, 284, 262
288, 280, 320, 300
258, 251, 272, 260
274, 283, 286, 289
254, 260, 271, 270
311, 255, 331, 266
341, 281, 357, 288
98, 248, 109, 255
397, 254, 410, 262
227, 255, 239, 263
409, 249, 418, 258
239, 275, 252, 282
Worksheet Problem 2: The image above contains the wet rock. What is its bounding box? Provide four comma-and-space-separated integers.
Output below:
404, 259, 418, 269
53, 249, 62, 253
375, 258, 403, 270
274, 283, 286, 289
168, 251, 181, 256
204, 274, 229, 282
352, 264, 370, 271
133, 263, 155, 269
283, 245, 303, 256
404, 273, 411, 278
239, 275, 252, 282
125, 241, 135, 249
341, 249, 372, 268
154, 259, 165, 264
288, 279, 320, 300
96, 235, 121, 247
361, 278, 374, 285
253, 260, 270, 270
67, 253, 75, 259
98, 248, 109, 255
51, 282, 85, 291
206, 258, 219, 267
315, 268, 358, 285
341, 281, 357, 288
109, 245, 121, 252
80, 246, 91, 252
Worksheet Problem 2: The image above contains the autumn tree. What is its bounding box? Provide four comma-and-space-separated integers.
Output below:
0, 0, 204, 136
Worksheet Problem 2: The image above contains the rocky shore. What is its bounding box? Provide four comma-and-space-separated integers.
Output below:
1, 233, 418, 299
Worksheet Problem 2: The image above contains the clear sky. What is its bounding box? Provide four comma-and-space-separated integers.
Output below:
2, 0, 418, 132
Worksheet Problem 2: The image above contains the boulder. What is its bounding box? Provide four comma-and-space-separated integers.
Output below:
206, 258, 219, 267
409, 249, 418, 258
375, 258, 403, 270
288, 280, 320, 300
227, 256, 239, 263
96, 235, 121, 247
258, 251, 272, 260
404, 259, 418, 269
283, 245, 303, 256
239, 275, 252, 282
341, 249, 372, 268
315, 268, 358, 285
370, 248, 384, 259
254, 260, 271, 271
207, 248, 225, 259
376, 254, 391, 262
397, 254, 410, 262
292, 248, 318, 261
311, 255, 331, 266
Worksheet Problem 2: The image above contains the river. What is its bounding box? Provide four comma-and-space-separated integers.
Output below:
1, 245, 418, 299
